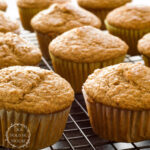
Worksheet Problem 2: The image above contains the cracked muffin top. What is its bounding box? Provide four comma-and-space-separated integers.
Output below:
138, 33, 150, 57
106, 4, 150, 30
31, 3, 101, 34
0, 32, 42, 68
0, 66, 74, 114
83, 63, 150, 110
17, 0, 71, 8
77, 0, 131, 9
0, 11, 20, 33
0, 0, 7, 11
49, 26, 128, 63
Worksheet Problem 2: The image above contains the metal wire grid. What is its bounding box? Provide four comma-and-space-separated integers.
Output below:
0, 30, 150, 150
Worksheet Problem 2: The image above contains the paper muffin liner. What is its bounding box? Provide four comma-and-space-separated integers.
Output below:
142, 55, 150, 67
105, 21, 150, 56
50, 53, 125, 93
86, 8, 112, 30
0, 107, 71, 150
36, 31, 59, 60
18, 7, 48, 32
1, 7, 7, 12
82, 89, 150, 142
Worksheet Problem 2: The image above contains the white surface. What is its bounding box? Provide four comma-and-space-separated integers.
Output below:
6, 0, 18, 19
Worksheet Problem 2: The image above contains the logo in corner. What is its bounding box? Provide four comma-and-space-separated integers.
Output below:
5, 123, 31, 149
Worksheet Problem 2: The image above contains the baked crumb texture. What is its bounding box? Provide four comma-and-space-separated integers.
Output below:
31, 3, 101, 33
0, 66, 74, 114
106, 4, 150, 30
49, 26, 128, 63
0, 32, 42, 68
84, 63, 150, 110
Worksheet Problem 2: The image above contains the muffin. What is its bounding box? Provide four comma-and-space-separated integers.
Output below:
0, 0, 7, 11
105, 4, 150, 56
138, 33, 150, 67
0, 32, 42, 68
77, 0, 131, 30
17, 0, 71, 32
0, 66, 74, 150
0, 11, 20, 34
31, 3, 101, 60
49, 26, 128, 93
83, 63, 150, 142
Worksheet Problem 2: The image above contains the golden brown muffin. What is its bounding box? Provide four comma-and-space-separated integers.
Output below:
0, 66, 74, 149
17, 0, 51, 32
138, 33, 150, 67
0, 66, 74, 113
17, 0, 71, 8
77, 0, 131, 29
31, 3, 101, 34
105, 4, 150, 55
0, 11, 20, 33
106, 5, 150, 30
0, 0, 7, 11
31, 3, 101, 60
17, 0, 51, 8
17, 0, 72, 31
0, 32, 42, 68
78, 0, 131, 9
83, 63, 150, 142
49, 26, 128, 63
49, 26, 128, 92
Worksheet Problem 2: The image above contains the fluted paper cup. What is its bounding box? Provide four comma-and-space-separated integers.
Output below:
105, 20, 150, 56
50, 53, 125, 93
18, 7, 48, 32
0, 107, 71, 150
86, 8, 112, 30
143, 55, 150, 67
82, 89, 150, 142
36, 31, 60, 60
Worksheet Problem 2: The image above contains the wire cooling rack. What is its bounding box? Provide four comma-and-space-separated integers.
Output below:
0, 30, 150, 150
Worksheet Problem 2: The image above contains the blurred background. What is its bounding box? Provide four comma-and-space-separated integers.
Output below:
5, 0, 150, 20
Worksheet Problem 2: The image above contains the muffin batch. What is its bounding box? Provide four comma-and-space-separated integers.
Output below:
31, 2, 101, 60
0, 0, 150, 149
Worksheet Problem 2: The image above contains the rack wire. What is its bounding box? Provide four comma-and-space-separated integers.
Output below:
0, 30, 150, 150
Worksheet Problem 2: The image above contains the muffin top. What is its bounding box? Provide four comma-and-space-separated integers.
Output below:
106, 4, 150, 30
77, 0, 131, 9
17, 0, 51, 8
0, 0, 7, 11
0, 32, 42, 68
49, 26, 128, 63
0, 66, 74, 114
138, 33, 150, 57
83, 63, 150, 110
0, 11, 20, 33
31, 3, 101, 34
